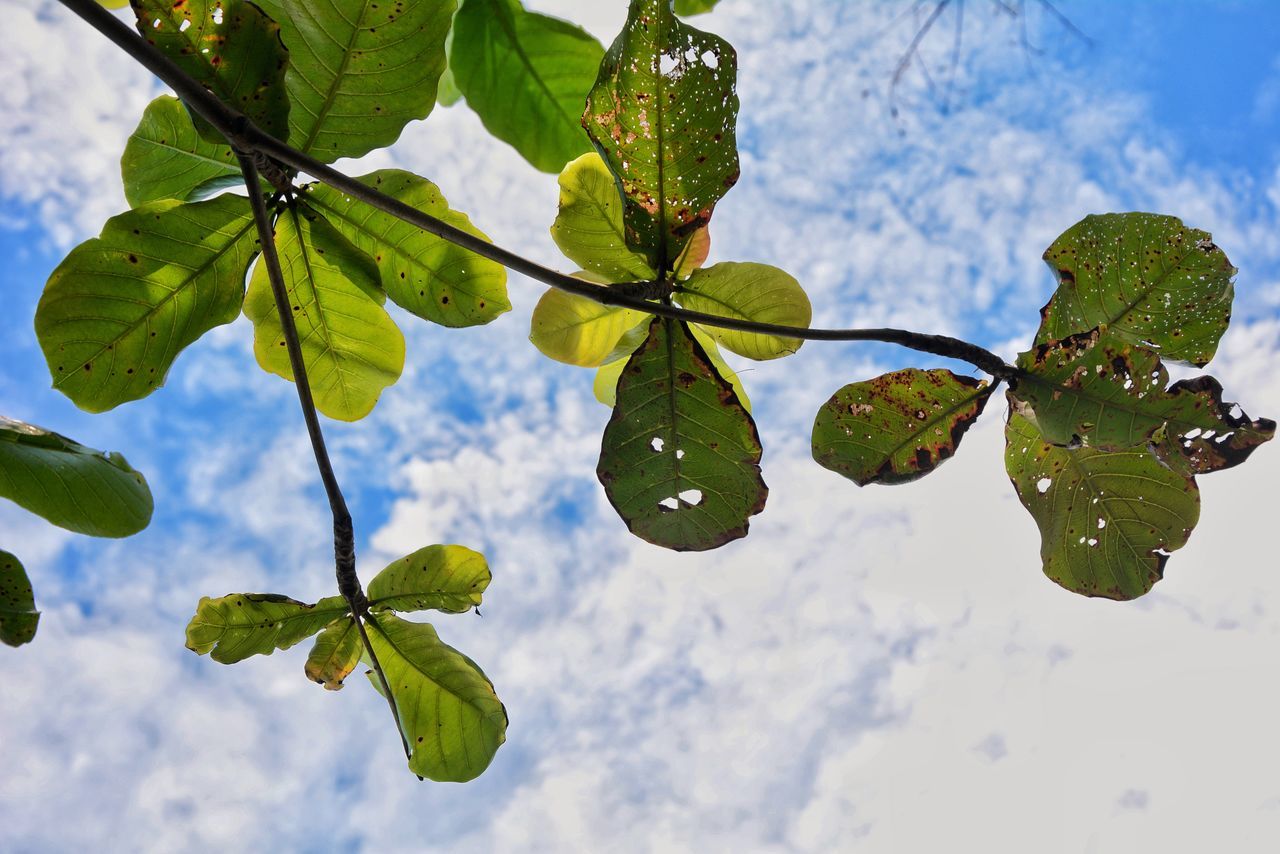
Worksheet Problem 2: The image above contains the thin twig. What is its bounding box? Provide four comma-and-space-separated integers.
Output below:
237, 153, 412, 767
55, 0, 1015, 380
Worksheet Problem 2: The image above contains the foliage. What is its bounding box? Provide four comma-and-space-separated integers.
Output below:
11, 0, 1272, 787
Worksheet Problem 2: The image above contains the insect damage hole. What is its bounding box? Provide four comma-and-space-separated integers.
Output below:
1036, 477, 1052, 494
650, 436, 664, 452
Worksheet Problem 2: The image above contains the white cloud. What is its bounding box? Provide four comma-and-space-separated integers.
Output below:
2, 1, 1279, 852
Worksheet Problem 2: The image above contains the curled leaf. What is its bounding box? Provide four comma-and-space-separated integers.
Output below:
186, 593, 348, 664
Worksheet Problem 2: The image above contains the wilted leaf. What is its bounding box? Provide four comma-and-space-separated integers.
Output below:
550, 153, 655, 283
451, 0, 604, 172
304, 617, 362, 690
36, 196, 258, 412
0, 550, 39, 648
271, 0, 453, 161
131, 0, 290, 144
676, 262, 811, 360
186, 593, 349, 664
365, 614, 507, 782
121, 96, 242, 207
0, 416, 153, 538
597, 316, 766, 550
1005, 411, 1200, 600
812, 369, 992, 486
305, 170, 510, 328
1037, 213, 1235, 366
583, 0, 739, 269
1013, 329, 1273, 475
244, 204, 405, 421
368, 544, 491, 615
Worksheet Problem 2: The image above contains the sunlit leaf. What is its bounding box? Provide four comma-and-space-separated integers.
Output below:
0, 416, 153, 538
304, 617, 362, 690
675, 0, 721, 14
583, 0, 739, 269
244, 204, 405, 421
1036, 213, 1235, 366
0, 550, 39, 648
593, 322, 749, 410
673, 225, 710, 279
677, 262, 811, 360
120, 95, 242, 207
36, 196, 258, 412
365, 613, 507, 782
1005, 411, 1200, 600
304, 170, 510, 328
529, 282, 649, 367
270, 0, 453, 161
812, 369, 993, 486
368, 544, 491, 615
597, 316, 766, 550
186, 593, 349, 664
550, 153, 655, 283
130, 0, 290, 144
1013, 329, 1273, 475
451, 0, 604, 172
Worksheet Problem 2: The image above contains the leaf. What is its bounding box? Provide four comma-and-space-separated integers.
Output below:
676, 262, 811, 360
365, 614, 507, 782
592, 322, 749, 411
304, 617, 362, 690
597, 316, 766, 550
36, 196, 258, 412
0, 551, 39, 648
675, 0, 722, 14
0, 416, 153, 538
673, 225, 710, 279
1013, 329, 1274, 475
186, 593, 349, 664
121, 96, 242, 207
130, 0, 290, 145
583, 0, 739, 269
244, 204, 405, 422
368, 544, 491, 614
304, 170, 510, 328
451, 0, 604, 173
1036, 213, 1236, 366
274, 0, 454, 162
550, 153, 655, 283
529, 283, 649, 367
812, 369, 993, 486
1005, 411, 1201, 600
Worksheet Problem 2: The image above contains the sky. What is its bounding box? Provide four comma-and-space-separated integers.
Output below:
2, 0, 1280, 851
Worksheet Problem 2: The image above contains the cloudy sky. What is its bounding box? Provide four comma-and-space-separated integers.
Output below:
3, 0, 1280, 850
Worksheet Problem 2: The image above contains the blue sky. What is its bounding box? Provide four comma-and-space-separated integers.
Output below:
3, 1, 1280, 851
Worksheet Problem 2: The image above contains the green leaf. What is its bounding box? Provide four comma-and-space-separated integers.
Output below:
583, 0, 739, 269
244, 204, 405, 422
130, 0, 290, 145
593, 322, 749, 411
677, 262, 811, 360
550, 153, 655, 283
451, 0, 604, 173
186, 593, 349, 664
1013, 329, 1273, 475
365, 614, 507, 782
1005, 411, 1201, 600
304, 617, 362, 690
675, 0, 722, 14
36, 196, 258, 412
121, 96, 242, 207
1037, 213, 1236, 367
0, 551, 39, 648
304, 170, 510, 328
812, 369, 993, 486
529, 282, 649, 367
597, 316, 766, 550
368, 544, 491, 615
0, 416, 153, 538
275, 0, 454, 161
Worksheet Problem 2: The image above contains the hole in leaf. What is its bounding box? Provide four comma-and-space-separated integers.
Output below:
678, 489, 703, 506
650, 437, 664, 452
1036, 477, 1052, 494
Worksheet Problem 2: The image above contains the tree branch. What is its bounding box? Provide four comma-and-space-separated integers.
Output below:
237, 153, 413, 771
56, 0, 1016, 382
